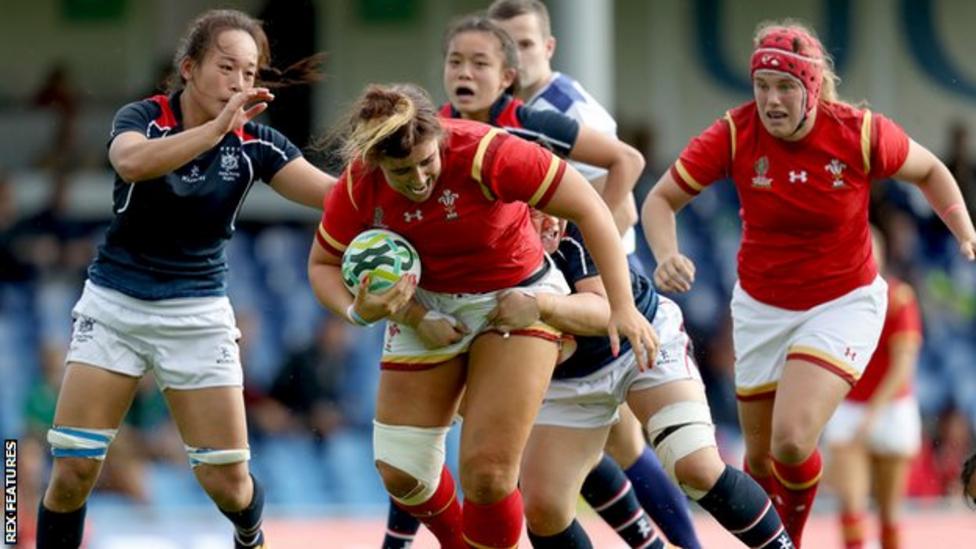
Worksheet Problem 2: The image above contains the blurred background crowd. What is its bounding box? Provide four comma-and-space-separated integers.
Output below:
2, 0, 975, 536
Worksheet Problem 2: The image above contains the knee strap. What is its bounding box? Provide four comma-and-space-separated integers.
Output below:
47, 426, 117, 460
186, 445, 251, 468
373, 420, 449, 505
646, 401, 717, 498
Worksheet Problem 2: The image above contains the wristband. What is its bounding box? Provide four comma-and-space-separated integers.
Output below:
346, 304, 373, 326
941, 203, 965, 218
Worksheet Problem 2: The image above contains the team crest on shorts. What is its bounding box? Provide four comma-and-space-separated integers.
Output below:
752, 156, 772, 188
216, 345, 237, 364
71, 315, 96, 344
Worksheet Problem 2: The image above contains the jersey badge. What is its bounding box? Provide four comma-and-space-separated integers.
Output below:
751, 156, 773, 188
438, 189, 460, 220
372, 207, 387, 228
825, 159, 847, 188
219, 149, 240, 182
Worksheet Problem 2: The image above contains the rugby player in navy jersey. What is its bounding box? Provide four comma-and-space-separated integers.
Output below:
36, 9, 335, 549
489, 212, 794, 548
485, 4, 706, 546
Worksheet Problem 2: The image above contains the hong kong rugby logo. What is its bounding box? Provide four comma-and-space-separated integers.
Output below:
219, 148, 240, 181
752, 156, 773, 188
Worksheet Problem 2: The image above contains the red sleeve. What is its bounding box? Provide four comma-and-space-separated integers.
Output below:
316, 166, 369, 257
887, 282, 922, 343
870, 113, 911, 179
485, 132, 566, 208
670, 116, 732, 195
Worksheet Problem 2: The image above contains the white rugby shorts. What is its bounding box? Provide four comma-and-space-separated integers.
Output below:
732, 276, 887, 401
823, 396, 921, 456
380, 260, 570, 370
535, 296, 702, 428
67, 280, 243, 390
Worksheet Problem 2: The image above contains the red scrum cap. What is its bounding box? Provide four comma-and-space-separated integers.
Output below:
750, 26, 825, 115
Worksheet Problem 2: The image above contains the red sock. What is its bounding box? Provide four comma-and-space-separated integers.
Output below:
462, 489, 523, 548
840, 512, 865, 549
771, 449, 823, 547
396, 467, 465, 549
743, 458, 777, 497
880, 521, 900, 549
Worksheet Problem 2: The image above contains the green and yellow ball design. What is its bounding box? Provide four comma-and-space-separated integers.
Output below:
341, 229, 422, 294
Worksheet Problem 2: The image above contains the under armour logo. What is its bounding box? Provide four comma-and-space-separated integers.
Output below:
403, 210, 423, 222
788, 170, 807, 183
844, 347, 857, 361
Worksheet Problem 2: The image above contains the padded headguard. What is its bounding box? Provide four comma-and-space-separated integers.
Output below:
750, 26, 825, 115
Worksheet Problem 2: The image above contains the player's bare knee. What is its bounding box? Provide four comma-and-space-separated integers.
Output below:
195, 463, 252, 510
53, 457, 101, 486
46, 458, 101, 508
375, 460, 422, 498
523, 489, 573, 537
674, 449, 724, 493
770, 429, 815, 463
460, 453, 517, 503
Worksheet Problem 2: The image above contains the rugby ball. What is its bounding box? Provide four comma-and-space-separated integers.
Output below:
341, 229, 422, 294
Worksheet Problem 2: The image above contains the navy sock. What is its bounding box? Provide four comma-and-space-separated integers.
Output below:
527, 519, 593, 548
219, 474, 265, 547
581, 454, 663, 548
625, 448, 702, 549
36, 502, 86, 549
696, 466, 795, 549
383, 498, 422, 548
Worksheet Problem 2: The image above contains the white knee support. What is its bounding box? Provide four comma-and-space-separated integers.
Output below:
47, 426, 117, 460
373, 421, 449, 505
646, 401, 717, 498
185, 445, 251, 468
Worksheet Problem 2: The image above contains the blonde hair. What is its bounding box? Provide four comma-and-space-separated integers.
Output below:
338, 84, 442, 166
753, 19, 840, 103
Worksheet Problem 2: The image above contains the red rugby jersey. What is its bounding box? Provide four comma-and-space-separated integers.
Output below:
316, 118, 566, 293
672, 101, 909, 309
847, 277, 921, 402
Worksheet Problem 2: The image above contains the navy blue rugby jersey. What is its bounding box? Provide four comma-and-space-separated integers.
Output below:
552, 223, 659, 379
88, 93, 301, 300
439, 94, 579, 158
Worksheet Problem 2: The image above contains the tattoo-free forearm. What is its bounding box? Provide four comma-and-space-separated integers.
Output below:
537, 292, 611, 336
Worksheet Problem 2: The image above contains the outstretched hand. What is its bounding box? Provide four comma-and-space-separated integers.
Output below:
212, 88, 275, 136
